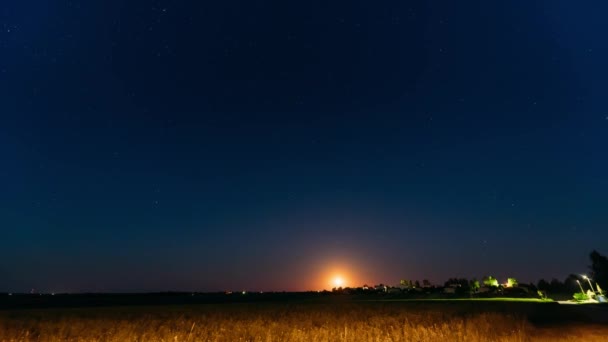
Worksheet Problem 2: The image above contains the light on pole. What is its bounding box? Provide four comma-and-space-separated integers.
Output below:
576, 279, 585, 294
582, 275, 597, 296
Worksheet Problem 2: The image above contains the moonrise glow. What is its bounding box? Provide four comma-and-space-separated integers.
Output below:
1, 1, 607, 293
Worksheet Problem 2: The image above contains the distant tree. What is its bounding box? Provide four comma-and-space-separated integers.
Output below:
564, 274, 582, 292
444, 278, 469, 288
537, 279, 549, 291
507, 278, 518, 288
589, 250, 608, 288
549, 278, 565, 293
469, 279, 480, 292
422, 279, 431, 288
400, 280, 412, 288
483, 276, 499, 288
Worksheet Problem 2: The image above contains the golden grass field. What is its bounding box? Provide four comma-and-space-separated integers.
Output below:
1, 301, 607, 342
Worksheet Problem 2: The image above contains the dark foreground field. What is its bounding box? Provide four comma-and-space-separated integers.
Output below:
1, 294, 607, 341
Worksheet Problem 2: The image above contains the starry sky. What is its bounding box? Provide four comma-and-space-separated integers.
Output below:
1, 1, 607, 293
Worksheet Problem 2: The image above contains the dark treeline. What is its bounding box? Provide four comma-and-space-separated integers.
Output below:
332, 250, 608, 300
429, 250, 604, 291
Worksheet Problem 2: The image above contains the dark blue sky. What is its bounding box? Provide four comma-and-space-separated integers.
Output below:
1, 1, 607, 292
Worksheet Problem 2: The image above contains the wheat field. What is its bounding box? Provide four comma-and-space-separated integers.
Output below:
1, 301, 607, 342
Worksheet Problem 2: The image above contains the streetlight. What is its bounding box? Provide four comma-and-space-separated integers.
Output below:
576, 279, 585, 294
582, 275, 597, 296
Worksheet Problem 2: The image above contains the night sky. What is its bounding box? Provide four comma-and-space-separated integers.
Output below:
1, 1, 607, 293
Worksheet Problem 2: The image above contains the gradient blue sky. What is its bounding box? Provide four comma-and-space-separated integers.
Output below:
1, 1, 607, 292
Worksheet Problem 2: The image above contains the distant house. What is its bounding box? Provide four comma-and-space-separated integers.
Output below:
374, 285, 388, 293
443, 284, 460, 294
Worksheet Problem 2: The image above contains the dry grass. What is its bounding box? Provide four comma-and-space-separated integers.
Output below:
0, 302, 606, 342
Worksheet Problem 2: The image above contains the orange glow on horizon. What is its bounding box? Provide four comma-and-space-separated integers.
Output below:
332, 276, 345, 288
311, 262, 368, 290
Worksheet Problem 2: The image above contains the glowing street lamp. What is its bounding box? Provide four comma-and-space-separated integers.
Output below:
582, 275, 597, 296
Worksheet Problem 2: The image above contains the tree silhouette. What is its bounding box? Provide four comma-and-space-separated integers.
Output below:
400, 279, 413, 289
537, 279, 549, 291
564, 274, 582, 292
549, 278, 565, 292
589, 250, 608, 288
469, 279, 480, 292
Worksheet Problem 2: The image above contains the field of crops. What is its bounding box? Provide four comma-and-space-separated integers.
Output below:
1, 299, 607, 341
